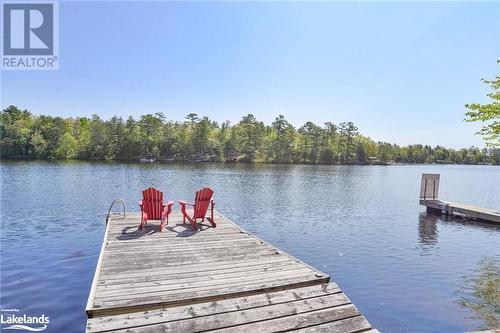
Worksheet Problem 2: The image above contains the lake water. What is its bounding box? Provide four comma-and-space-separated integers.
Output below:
0, 161, 499, 332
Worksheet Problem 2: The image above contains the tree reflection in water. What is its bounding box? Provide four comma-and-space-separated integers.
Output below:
457, 257, 500, 329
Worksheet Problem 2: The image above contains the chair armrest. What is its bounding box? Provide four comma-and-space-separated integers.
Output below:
162, 200, 174, 218
178, 200, 194, 207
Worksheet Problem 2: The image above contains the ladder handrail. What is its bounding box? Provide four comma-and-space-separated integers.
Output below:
106, 198, 126, 225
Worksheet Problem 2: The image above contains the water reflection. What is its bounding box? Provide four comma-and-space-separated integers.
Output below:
418, 213, 439, 247
456, 257, 500, 329
418, 213, 500, 329
419, 213, 500, 249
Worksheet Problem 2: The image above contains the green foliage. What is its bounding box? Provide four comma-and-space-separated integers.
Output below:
465, 63, 500, 148
1, 105, 498, 164
0, 105, 32, 156
55, 132, 77, 159
338, 122, 358, 163
233, 114, 265, 161
272, 115, 295, 163
298, 121, 323, 163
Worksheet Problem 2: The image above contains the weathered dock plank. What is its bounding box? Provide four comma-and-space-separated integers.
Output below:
86, 211, 374, 332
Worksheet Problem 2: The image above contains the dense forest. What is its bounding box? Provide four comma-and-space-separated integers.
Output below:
1, 105, 499, 165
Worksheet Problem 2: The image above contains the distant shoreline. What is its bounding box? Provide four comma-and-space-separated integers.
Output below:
2, 106, 498, 165
1, 157, 496, 167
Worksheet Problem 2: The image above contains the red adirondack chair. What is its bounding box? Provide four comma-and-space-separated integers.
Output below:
138, 187, 174, 232
179, 187, 216, 230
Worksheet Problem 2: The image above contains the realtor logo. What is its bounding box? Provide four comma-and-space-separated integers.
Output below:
1, 308, 49, 331
1, 1, 58, 70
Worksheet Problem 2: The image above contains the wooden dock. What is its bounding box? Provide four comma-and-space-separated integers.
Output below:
86, 211, 377, 332
419, 173, 499, 224
420, 199, 500, 223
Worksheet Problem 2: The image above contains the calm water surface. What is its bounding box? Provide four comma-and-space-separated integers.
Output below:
1, 161, 499, 332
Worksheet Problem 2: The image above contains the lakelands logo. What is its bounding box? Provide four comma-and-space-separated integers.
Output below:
1, 1, 59, 70
1, 309, 49, 331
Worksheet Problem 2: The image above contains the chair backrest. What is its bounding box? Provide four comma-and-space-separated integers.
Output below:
142, 187, 164, 220
193, 187, 214, 218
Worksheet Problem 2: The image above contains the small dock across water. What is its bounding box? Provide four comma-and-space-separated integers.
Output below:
420, 199, 500, 223
86, 211, 376, 332
419, 173, 500, 224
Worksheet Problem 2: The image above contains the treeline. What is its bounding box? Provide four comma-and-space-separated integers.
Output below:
1, 105, 499, 165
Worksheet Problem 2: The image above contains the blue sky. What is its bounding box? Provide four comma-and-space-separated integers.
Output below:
1, 1, 499, 148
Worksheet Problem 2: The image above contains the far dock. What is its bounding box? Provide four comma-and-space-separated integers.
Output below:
86, 211, 377, 332
419, 173, 500, 223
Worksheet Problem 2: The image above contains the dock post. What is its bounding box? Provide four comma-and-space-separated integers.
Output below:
443, 203, 449, 216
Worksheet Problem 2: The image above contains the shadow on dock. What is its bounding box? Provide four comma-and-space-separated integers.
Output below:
116, 220, 218, 240
115, 225, 159, 240
164, 221, 216, 237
